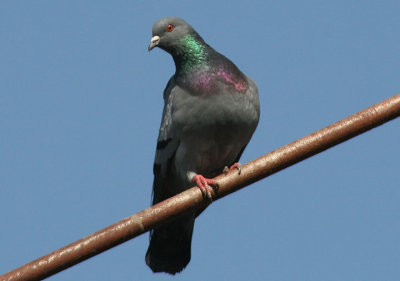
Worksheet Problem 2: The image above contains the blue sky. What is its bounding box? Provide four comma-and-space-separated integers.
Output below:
1, 1, 399, 280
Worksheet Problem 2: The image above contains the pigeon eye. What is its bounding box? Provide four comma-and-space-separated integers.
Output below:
166, 24, 174, 32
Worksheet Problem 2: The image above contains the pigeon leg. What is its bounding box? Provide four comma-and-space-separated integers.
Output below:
223, 162, 242, 175
192, 175, 219, 200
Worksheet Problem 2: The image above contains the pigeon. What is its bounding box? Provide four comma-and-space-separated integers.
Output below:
146, 17, 260, 274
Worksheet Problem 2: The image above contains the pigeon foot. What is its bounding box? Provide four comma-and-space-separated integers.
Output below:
223, 163, 242, 175
192, 175, 219, 200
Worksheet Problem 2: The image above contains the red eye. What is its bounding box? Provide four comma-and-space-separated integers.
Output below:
166, 24, 174, 32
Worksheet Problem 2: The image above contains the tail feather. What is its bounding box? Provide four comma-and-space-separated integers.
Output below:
145, 215, 195, 274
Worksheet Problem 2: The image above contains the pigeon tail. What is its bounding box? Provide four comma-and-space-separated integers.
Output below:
145, 215, 195, 275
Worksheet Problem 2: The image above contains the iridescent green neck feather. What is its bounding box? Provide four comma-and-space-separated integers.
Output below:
172, 33, 248, 93
173, 34, 209, 73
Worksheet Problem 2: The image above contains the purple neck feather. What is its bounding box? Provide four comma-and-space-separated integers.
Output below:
185, 65, 247, 93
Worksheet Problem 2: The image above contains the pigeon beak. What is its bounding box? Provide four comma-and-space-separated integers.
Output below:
148, 36, 160, 51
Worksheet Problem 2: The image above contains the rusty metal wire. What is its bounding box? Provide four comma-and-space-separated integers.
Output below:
1, 94, 400, 281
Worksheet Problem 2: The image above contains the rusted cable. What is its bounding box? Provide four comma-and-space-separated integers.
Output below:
1, 94, 400, 281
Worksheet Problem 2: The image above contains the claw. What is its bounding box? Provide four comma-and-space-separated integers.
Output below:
192, 175, 219, 200
223, 163, 242, 175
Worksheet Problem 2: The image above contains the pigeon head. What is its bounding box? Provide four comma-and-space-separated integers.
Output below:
148, 17, 206, 58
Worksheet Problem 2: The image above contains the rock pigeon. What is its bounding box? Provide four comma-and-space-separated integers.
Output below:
146, 17, 260, 274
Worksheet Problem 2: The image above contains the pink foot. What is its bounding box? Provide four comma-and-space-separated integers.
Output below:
223, 163, 242, 175
192, 174, 219, 200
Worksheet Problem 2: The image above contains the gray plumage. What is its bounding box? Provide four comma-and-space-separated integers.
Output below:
146, 17, 260, 274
